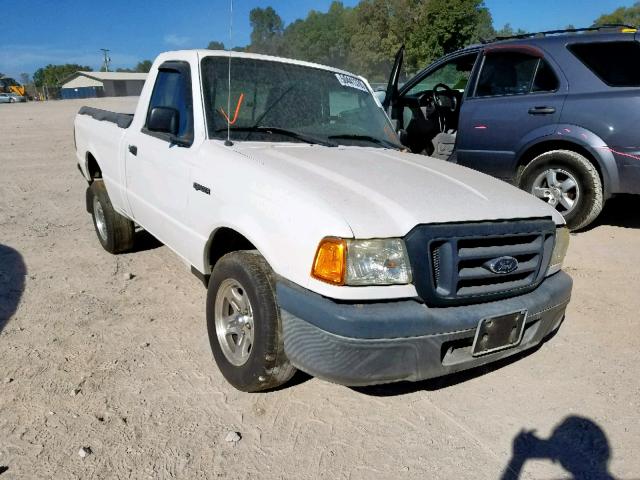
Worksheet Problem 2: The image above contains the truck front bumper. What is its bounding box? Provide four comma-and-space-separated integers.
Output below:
276, 271, 572, 386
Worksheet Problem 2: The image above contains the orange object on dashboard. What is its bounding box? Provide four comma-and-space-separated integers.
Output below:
218, 93, 245, 125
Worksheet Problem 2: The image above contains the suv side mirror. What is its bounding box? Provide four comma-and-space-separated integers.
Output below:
148, 106, 179, 135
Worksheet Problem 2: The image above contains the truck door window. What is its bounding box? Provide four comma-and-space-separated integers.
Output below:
145, 65, 194, 143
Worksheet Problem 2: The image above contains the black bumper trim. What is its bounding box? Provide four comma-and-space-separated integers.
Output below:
281, 302, 567, 386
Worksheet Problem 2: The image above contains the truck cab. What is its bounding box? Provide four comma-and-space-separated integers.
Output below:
75, 50, 572, 392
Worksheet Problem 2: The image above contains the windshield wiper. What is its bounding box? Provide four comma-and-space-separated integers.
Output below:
328, 134, 400, 149
215, 126, 336, 147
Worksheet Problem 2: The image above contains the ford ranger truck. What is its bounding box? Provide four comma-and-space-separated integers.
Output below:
74, 50, 572, 392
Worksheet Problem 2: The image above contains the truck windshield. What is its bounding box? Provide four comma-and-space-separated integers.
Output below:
201, 56, 401, 149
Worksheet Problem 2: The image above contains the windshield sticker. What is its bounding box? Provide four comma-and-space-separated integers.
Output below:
335, 74, 368, 92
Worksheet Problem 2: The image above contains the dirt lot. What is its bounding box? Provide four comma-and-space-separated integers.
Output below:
1, 98, 639, 479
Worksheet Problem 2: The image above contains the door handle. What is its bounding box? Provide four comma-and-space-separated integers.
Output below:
128, 145, 138, 156
528, 106, 556, 115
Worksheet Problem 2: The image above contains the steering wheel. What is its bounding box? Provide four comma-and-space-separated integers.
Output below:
432, 83, 458, 113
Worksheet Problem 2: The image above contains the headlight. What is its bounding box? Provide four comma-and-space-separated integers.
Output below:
312, 237, 412, 286
547, 227, 570, 276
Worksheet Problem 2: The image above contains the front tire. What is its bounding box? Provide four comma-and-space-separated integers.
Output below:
206, 251, 296, 392
89, 180, 135, 253
519, 150, 603, 230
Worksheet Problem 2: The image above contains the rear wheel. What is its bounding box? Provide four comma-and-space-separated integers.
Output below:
206, 251, 296, 392
89, 180, 135, 253
519, 150, 603, 230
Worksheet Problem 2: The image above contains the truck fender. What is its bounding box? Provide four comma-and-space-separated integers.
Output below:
201, 219, 283, 279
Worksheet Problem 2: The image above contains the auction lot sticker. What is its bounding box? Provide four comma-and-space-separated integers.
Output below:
335, 73, 368, 92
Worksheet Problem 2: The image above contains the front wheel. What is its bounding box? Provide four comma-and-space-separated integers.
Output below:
206, 251, 296, 392
518, 150, 603, 230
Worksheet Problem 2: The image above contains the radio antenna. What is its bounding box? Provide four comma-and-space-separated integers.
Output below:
224, 0, 234, 147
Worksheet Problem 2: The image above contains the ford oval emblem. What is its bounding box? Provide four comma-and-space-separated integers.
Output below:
486, 256, 519, 274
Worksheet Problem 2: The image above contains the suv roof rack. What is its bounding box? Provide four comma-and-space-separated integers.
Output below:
483, 24, 637, 44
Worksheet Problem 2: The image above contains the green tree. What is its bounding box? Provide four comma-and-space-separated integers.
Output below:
495, 23, 527, 37
408, 0, 494, 70
347, 0, 417, 81
134, 60, 152, 73
19, 73, 31, 85
594, 2, 640, 26
248, 6, 284, 55
207, 40, 225, 50
32, 64, 92, 87
116, 60, 152, 73
282, 2, 354, 68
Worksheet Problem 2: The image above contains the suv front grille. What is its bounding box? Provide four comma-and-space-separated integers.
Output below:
405, 219, 556, 306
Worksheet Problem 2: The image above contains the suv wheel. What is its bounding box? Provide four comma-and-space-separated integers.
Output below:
206, 251, 296, 392
519, 149, 603, 230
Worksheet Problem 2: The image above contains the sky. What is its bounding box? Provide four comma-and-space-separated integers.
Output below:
0, 0, 635, 79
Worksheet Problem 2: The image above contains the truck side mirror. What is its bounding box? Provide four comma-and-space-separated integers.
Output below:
147, 107, 179, 136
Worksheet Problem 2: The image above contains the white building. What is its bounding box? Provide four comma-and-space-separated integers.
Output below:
60, 71, 147, 99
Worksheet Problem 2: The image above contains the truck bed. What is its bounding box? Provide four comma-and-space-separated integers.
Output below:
78, 106, 134, 129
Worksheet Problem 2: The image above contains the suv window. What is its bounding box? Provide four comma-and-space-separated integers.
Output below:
532, 60, 559, 92
568, 41, 640, 87
475, 52, 558, 97
407, 53, 478, 95
146, 66, 193, 141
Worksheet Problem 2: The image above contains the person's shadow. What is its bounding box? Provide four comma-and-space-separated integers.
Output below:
501, 416, 615, 480
0, 245, 26, 334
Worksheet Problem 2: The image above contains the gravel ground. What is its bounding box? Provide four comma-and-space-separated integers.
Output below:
0, 98, 638, 479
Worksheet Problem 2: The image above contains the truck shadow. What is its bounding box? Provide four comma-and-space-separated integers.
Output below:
500, 416, 614, 480
0, 245, 26, 334
580, 194, 640, 231
130, 230, 164, 253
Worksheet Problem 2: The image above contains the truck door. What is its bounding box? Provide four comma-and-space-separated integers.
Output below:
124, 61, 196, 251
456, 47, 567, 180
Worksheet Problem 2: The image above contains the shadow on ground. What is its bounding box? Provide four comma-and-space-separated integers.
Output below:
130, 230, 164, 253
0, 245, 26, 334
501, 416, 614, 480
582, 194, 640, 231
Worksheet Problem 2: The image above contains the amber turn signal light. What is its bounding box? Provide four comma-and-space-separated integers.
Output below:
311, 237, 347, 285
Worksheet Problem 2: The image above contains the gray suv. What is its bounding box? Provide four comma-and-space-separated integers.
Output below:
384, 25, 640, 230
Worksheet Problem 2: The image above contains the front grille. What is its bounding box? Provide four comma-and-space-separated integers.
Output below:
405, 219, 556, 306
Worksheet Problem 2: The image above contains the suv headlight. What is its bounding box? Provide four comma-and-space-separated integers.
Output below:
312, 237, 412, 286
547, 227, 570, 276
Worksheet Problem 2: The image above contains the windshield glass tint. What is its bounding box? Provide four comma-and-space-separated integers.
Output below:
201, 56, 401, 148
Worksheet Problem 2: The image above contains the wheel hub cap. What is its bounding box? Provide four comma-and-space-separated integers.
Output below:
214, 279, 254, 366
93, 196, 108, 242
531, 168, 580, 215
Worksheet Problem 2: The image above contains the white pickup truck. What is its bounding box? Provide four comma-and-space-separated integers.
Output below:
74, 50, 572, 392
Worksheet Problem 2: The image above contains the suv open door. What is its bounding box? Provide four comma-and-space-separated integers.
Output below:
382, 45, 404, 114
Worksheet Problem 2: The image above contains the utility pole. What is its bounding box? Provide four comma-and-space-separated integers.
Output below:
100, 49, 111, 72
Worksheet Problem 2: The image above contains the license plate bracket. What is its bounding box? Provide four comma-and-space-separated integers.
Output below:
472, 310, 527, 357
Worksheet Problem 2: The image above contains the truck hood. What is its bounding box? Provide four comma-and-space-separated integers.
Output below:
232, 143, 564, 237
